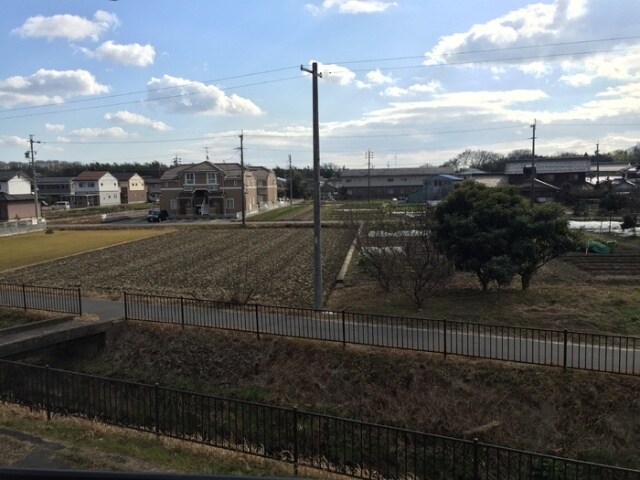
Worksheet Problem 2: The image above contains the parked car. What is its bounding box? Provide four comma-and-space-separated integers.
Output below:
147, 209, 168, 222
52, 201, 70, 210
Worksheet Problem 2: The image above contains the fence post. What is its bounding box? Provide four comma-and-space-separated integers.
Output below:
443, 319, 447, 359
124, 292, 128, 320
77, 287, 82, 316
254, 304, 261, 340
45, 365, 51, 421
180, 297, 185, 330
22, 284, 27, 312
154, 383, 160, 436
292, 406, 299, 476
473, 438, 479, 480
342, 310, 346, 347
563, 328, 568, 371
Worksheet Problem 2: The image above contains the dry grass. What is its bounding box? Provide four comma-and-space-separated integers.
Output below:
0, 403, 344, 478
57, 322, 640, 470
0, 229, 166, 271
326, 242, 640, 334
0, 307, 53, 329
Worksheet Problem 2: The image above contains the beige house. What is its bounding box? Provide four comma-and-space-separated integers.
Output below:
250, 166, 278, 206
113, 172, 147, 204
159, 161, 276, 218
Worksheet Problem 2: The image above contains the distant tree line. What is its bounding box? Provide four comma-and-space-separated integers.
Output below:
440, 143, 640, 172
0, 160, 169, 178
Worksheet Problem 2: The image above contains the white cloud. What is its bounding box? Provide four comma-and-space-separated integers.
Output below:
70, 127, 129, 138
366, 69, 394, 85
0, 69, 110, 107
105, 110, 171, 131
45, 123, 65, 132
146, 75, 262, 116
306, 61, 356, 86
380, 81, 442, 97
306, 0, 397, 15
81, 41, 156, 67
12, 10, 119, 41
0, 135, 27, 147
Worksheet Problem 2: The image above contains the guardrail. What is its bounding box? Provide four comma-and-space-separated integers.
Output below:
125, 292, 640, 376
0, 283, 82, 315
1, 360, 637, 480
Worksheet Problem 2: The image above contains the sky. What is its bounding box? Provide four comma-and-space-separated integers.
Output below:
1, 0, 640, 171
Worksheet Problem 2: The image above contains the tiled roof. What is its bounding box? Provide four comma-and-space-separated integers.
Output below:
342, 167, 455, 178
505, 158, 590, 174
0, 170, 29, 182
73, 171, 109, 181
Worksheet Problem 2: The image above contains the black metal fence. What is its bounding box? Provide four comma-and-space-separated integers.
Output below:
125, 292, 640, 376
0, 360, 638, 480
0, 283, 82, 315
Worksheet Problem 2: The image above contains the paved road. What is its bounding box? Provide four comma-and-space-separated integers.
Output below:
2, 289, 639, 375
123, 295, 640, 375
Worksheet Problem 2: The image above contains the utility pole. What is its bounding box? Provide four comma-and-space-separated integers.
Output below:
595, 142, 600, 188
300, 62, 323, 310
28, 134, 41, 220
530, 120, 537, 205
366, 149, 373, 203
289, 154, 293, 205
239, 132, 246, 227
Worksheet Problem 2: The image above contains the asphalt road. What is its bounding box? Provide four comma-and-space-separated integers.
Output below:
2, 289, 638, 375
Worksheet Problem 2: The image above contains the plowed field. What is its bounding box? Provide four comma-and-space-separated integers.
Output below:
0, 227, 354, 307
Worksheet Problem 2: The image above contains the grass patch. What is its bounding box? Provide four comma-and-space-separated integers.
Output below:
0, 307, 50, 329
248, 203, 311, 221
0, 403, 300, 476
0, 229, 165, 271
54, 323, 640, 470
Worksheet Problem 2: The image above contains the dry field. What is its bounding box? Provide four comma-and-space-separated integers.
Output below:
0, 226, 354, 308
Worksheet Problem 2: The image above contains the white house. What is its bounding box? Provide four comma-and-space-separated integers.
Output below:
0, 171, 32, 195
72, 171, 121, 207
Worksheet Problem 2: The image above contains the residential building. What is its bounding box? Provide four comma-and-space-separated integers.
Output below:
250, 166, 278, 206
71, 171, 121, 207
0, 171, 38, 220
339, 167, 455, 200
37, 177, 75, 203
159, 161, 276, 218
143, 176, 162, 202
0, 171, 32, 195
421, 174, 463, 202
504, 157, 590, 188
113, 172, 147, 204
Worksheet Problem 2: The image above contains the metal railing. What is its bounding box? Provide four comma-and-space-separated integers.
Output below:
0, 283, 82, 315
1, 360, 637, 480
125, 292, 640, 376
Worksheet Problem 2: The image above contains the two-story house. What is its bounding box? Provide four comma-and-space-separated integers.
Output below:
160, 162, 228, 217
0, 170, 38, 220
113, 172, 147, 204
37, 177, 76, 204
159, 161, 276, 218
250, 166, 278, 207
72, 171, 121, 207
338, 166, 456, 200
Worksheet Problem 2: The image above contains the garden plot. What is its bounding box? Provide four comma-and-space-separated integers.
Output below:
0, 227, 354, 308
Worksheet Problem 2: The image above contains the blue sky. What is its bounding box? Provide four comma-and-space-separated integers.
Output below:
1, 0, 640, 170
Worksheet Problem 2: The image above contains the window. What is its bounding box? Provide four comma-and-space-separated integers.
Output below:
79, 182, 85, 188
207, 172, 217, 185
89, 182, 95, 188
233, 180, 239, 187
226, 198, 235, 209
170, 199, 177, 211
345, 179, 352, 183
387, 178, 394, 182
184, 173, 195, 185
